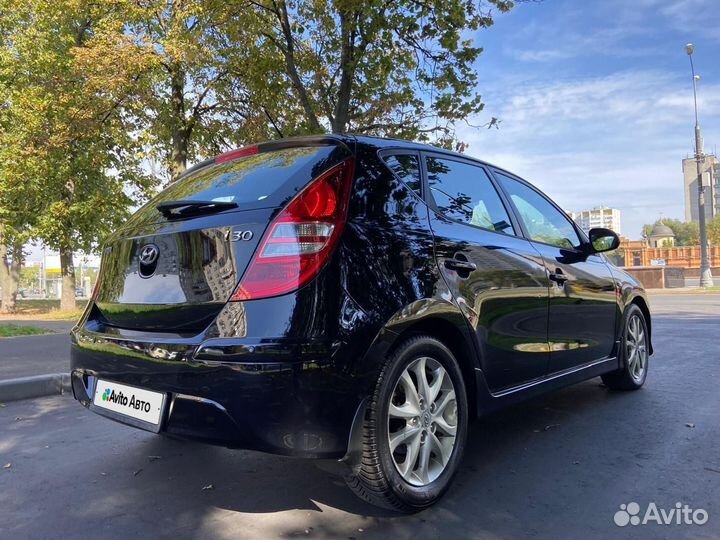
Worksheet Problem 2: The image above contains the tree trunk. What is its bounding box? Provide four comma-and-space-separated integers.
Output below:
332, 11, 355, 133
60, 248, 76, 311
0, 239, 22, 314
277, 0, 322, 133
9, 242, 22, 309
169, 65, 188, 181
170, 128, 189, 182
0, 242, 14, 313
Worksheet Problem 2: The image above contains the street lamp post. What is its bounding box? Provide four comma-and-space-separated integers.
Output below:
686, 43, 714, 288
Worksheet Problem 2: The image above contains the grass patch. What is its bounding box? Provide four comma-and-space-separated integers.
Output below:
15, 299, 88, 312
0, 299, 87, 321
0, 324, 52, 337
651, 287, 720, 294
31, 308, 86, 321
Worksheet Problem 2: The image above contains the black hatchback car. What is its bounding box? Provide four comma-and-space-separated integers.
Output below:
71, 135, 652, 511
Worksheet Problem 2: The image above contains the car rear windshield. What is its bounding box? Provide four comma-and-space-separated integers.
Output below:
129, 144, 349, 225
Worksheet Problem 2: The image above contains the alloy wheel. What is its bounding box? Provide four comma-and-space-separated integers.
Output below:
387, 356, 458, 486
626, 314, 648, 383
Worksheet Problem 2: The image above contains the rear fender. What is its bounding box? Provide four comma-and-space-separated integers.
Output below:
342, 298, 485, 465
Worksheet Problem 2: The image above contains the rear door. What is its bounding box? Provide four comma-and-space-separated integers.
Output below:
423, 153, 550, 392
94, 142, 352, 332
492, 171, 618, 372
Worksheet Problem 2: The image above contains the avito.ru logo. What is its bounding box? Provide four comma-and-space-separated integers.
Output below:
614, 502, 709, 527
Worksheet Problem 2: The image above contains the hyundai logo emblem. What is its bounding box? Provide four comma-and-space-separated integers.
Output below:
138, 244, 159, 266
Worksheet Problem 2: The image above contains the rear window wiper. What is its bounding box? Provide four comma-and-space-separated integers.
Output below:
156, 200, 238, 219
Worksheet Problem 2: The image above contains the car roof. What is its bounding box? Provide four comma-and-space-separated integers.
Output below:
344, 134, 518, 178
179, 133, 520, 182
249, 132, 517, 177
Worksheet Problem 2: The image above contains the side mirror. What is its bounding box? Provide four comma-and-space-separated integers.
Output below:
588, 228, 620, 253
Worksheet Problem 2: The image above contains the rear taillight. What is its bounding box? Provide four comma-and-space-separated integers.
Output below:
229, 158, 354, 301
215, 145, 258, 164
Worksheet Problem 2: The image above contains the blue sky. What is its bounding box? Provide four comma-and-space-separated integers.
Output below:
458, 0, 720, 238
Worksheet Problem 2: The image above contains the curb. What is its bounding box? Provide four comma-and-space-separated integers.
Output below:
0, 373, 71, 402
646, 288, 720, 294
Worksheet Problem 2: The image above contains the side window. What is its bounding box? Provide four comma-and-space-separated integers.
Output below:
382, 153, 422, 196
495, 172, 582, 249
425, 156, 515, 235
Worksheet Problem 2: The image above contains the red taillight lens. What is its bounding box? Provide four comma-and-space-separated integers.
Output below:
229, 158, 354, 301
215, 145, 258, 164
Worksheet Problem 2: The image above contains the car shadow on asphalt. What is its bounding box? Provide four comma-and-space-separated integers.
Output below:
6, 310, 716, 538
93, 377, 642, 518
1, 373, 676, 539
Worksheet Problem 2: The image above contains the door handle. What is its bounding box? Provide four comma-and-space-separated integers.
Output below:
549, 269, 568, 284
444, 258, 477, 272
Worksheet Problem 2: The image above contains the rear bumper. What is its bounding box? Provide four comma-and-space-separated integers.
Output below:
70, 328, 365, 458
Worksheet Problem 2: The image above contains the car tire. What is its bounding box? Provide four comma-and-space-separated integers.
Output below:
345, 335, 468, 512
601, 304, 649, 391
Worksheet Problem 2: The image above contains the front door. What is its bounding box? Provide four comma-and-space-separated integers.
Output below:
424, 154, 550, 392
493, 171, 618, 373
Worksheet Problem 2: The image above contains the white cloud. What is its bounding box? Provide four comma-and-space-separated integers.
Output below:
458, 70, 720, 238
509, 29, 659, 64
513, 49, 574, 63
638, 0, 720, 41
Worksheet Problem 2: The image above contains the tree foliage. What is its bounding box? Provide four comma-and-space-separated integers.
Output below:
0, 0, 155, 308
88, 0, 296, 180
642, 219, 699, 247
642, 216, 720, 247
708, 215, 720, 246
0, 0, 524, 310
241, 0, 515, 149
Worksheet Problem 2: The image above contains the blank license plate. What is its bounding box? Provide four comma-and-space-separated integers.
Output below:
93, 379, 165, 426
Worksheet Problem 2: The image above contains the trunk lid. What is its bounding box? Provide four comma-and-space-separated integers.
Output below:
94, 140, 352, 332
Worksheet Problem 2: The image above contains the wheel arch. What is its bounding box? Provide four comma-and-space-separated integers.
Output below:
345, 299, 479, 406
384, 312, 479, 420
629, 295, 653, 355
343, 301, 482, 465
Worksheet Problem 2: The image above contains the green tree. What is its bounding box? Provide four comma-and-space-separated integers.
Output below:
19, 265, 39, 291
1, 0, 532, 313
72, 0, 523, 179
0, 4, 49, 312
0, 0, 155, 310
708, 215, 720, 246
0, 157, 34, 312
85, 0, 295, 181
642, 218, 699, 247
241, 0, 520, 148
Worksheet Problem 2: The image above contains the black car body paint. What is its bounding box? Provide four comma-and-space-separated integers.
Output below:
71, 134, 652, 460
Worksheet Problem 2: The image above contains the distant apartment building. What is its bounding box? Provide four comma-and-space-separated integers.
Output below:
569, 207, 622, 236
683, 153, 720, 222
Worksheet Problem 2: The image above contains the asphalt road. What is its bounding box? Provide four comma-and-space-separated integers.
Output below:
0, 321, 72, 379
1, 294, 719, 540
